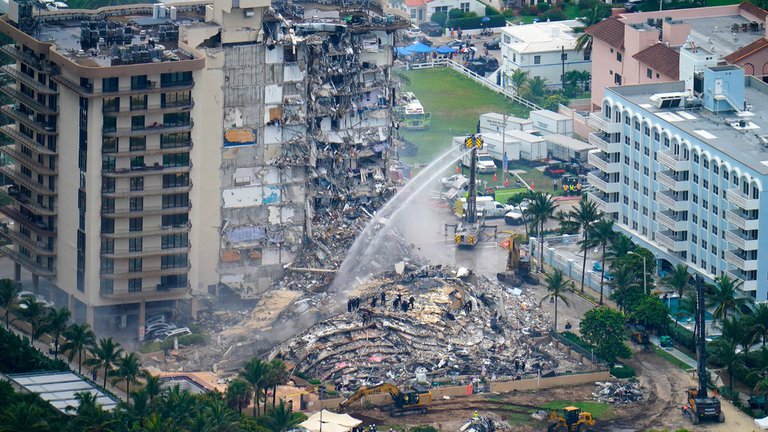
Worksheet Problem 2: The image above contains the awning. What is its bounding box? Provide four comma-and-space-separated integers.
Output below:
435, 45, 456, 54
408, 42, 434, 53
395, 46, 412, 55
299, 410, 362, 432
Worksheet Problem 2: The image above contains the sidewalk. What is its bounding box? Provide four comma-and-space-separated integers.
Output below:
649, 335, 697, 369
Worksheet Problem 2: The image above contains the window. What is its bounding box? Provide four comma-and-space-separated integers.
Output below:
162, 213, 188, 227
103, 116, 116, 132
614, 73, 622, 85
162, 233, 188, 249
711, 245, 717, 254
693, 194, 698, 204
713, 185, 719, 195
102, 137, 118, 153
693, 174, 698, 184
692, 214, 698, 223
102, 155, 116, 172
102, 177, 115, 193
533, 55, 541, 65
702, 220, 707, 229
130, 177, 144, 191
643, 186, 648, 196
633, 201, 638, 210
623, 196, 629, 205
101, 259, 114, 276
714, 165, 719, 175
130, 136, 146, 151
128, 278, 142, 293
131, 115, 145, 131
410, 9, 416, 19
644, 147, 650, 156
130, 156, 144, 169
162, 91, 191, 108
703, 199, 708, 210
129, 237, 142, 252
703, 179, 709, 189
691, 234, 697, 244
643, 167, 649, 176
100, 279, 113, 294
160, 72, 192, 87
103, 97, 119, 112
712, 205, 718, 215
163, 173, 189, 188
712, 226, 718, 235
129, 197, 143, 212
617, 52, 622, 62
163, 112, 190, 126
130, 75, 148, 90
633, 181, 639, 191
161, 254, 188, 269
130, 95, 147, 110
633, 161, 639, 170
101, 197, 114, 213
624, 156, 630, 165
634, 142, 640, 151
162, 193, 189, 208
129, 217, 143, 232
163, 153, 190, 167
647, 68, 653, 79
693, 153, 700, 163
643, 207, 648, 216
460, 2, 469, 11
101, 238, 114, 254
102, 77, 119, 93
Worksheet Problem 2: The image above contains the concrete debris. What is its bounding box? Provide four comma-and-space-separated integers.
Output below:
530, 410, 549, 421
460, 415, 513, 432
270, 265, 588, 387
592, 381, 645, 405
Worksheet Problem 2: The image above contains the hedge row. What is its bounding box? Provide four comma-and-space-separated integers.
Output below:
446, 15, 506, 30
0, 326, 69, 373
610, 364, 636, 379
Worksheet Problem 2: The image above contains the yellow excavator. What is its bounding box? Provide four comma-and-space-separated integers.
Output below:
496, 232, 535, 285
337, 383, 432, 417
547, 406, 596, 432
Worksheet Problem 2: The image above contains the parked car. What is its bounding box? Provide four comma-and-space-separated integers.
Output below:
484, 37, 501, 50
145, 314, 166, 326
405, 26, 423, 39
418, 36, 434, 47
419, 21, 443, 37
161, 327, 192, 341
16, 291, 53, 309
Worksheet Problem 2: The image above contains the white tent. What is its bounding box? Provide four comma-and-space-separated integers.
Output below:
755, 416, 768, 430
299, 410, 362, 432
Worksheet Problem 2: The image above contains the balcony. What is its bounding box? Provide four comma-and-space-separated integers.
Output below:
655, 231, 687, 252
102, 164, 191, 178
102, 204, 191, 218
0, 85, 57, 115
726, 189, 760, 211
587, 132, 621, 153
587, 172, 620, 193
0, 125, 57, 155
0, 228, 56, 256
104, 141, 193, 157
102, 121, 193, 137
0, 190, 56, 216
52, 76, 194, 97
587, 152, 621, 173
101, 244, 191, 259
0, 244, 55, 276
725, 270, 758, 292
656, 151, 690, 171
726, 210, 759, 231
102, 264, 191, 279
0, 45, 48, 71
0, 146, 56, 175
656, 191, 688, 212
0, 105, 57, 135
0, 205, 55, 235
102, 100, 194, 117
0, 166, 55, 195
0, 65, 57, 95
588, 112, 622, 133
656, 211, 688, 232
101, 223, 191, 239
101, 183, 192, 198
99, 283, 190, 301
656, 171, 690, 191
587, 191, 620, 214
724, 230, 759, 251
725, 250, 758, 271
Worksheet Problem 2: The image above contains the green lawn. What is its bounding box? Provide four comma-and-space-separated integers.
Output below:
541, 401, 614, 420
399, 68, 530, 165
653, 345, 694, 371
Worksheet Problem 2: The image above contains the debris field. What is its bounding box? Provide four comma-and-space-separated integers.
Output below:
592, 381, 645, 405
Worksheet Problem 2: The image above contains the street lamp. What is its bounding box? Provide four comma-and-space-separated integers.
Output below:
628, 251, 647, 295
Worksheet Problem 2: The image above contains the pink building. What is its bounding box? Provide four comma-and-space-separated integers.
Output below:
586, 3, 768, 111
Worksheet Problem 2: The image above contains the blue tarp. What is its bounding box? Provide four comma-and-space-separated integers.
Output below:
408, 42, 434, 53
395, 46, 412, 55
435, 45, 457, 54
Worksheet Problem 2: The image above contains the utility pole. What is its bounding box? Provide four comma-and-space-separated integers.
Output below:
695, 274, 707, 397
561, 46, 566, 90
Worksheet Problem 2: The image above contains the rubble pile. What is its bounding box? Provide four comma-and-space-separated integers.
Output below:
270, 265, 587, 386
461, 415, 514, 432
592, 381, 644, 405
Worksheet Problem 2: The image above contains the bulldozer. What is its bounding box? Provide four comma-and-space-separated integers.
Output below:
547, 406, 596, 432
337, 383, 432, 417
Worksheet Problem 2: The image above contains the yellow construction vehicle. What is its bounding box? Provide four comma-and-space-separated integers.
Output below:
337, 383, 432, 417
496, 232, 535, 285
547, 406, 596, 432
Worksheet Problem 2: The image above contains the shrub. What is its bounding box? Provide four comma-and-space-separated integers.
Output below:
0, 326, 68, 373
446, 15, 506, 30
449, 8, 465, 19
540, 8, 567, 21
411, 427, 439, 432
610, 364, 636, 379
431, 11, 447, 26
308, 378, 322, 385
536, 2, 550, 12
485, 5, 500, 15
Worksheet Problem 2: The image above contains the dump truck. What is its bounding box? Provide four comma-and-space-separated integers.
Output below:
338, 383, 432, 417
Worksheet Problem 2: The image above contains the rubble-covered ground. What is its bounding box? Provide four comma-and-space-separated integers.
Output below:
269, 265, 589, 387
592, 381, 644, 405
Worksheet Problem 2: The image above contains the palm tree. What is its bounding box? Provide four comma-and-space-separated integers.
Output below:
527, 192, 556, 273
570, 197, 600, 293
16, 297, 48, 342
522, 76, 549, 103
708, 338, 743, 392
509, 68, 529, 93
204, 399, 241, 432
609, 264, 640, 313
679, 291, 699, 353
256, 401, 307, 432
663, 264, 691, 330
267, 359, 288, 408
126, 388, 150, 428
604, 234, 636, 266
240, 358, 268, 417
85, 337, 124, 388
62, 322, 96, 374
574, 5, 608, 56
68, 391, 118, 432
142, 370, 163, 402
45, 307, 71, 359
751, 303, 768, 347
225, 379, 252, 413
555, 209, 579, 235
706, 274, 752, 324
0, 400, 50, 432
111, 353, 141, 400
539, 269, 574, 331
587, 218, 615, 305
0, 279, 20, 329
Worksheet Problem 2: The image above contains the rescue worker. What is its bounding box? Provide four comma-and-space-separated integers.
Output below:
409, 296, 415, 309
562, 184, 568, 195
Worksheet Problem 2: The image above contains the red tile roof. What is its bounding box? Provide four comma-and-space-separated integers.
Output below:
739, 2, 768, 21
404, 0, 427, 7
633, 43, 680, 80
724, 37, 768, 63
586, 17, 625, 50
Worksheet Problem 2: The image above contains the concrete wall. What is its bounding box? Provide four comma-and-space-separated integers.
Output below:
490, 371, 611, 393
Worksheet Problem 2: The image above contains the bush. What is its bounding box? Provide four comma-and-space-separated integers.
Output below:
485, 5, 500, 15
610, 364, 636, 379
0, 326, 68, 373
536, 2, 550, 12
159, 333, 208, 350
540, 8, 566, 21
560, 331, 594, 351
431, 11, 447, 26
410, 427, 439, 432
308, 378, 321, 385
449, 8, 465, 19
446, 14, 506, 30
671, 325, 694, 350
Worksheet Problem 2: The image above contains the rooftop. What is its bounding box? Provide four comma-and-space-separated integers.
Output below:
586, 16, 625, 50
685, 14, 764, 59
6, 371, 120, 413
724, 36, 768, 63
610, 77, 768, 175
502, 20, 581, 53
633, 43, 680, 79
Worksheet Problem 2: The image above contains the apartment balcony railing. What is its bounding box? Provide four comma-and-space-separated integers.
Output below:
725, 189, 760, 211
655, 231, 687, 252
0, 204, 55, 235
656, 171, 690, 191
0, 85, 57, 115
724, 249, 758, 271
724, 230, 759, 251
588, 112, 622, 134
0, 65, 57, 95
102, 121, 193, 137
0, 145, 56, 175
0, 244, 55, 276
101, 183, 192, 198
0, 45, 49, 71
100, 244, 191, 259
102, 100, 194, 117
587, 172, 620, 193
587, 191, 620, 214
104, 141, 193, 157
725, 270, 758, 292
102, 204, 191, 218
0, 191, 56, 216
0, 105, 57, 135
725, 209, 759, 231
52, 75, 194, 97
587, 152, 621, 173
102, 164, 191, 178
587, 132, 621, 153
656, 151, 690, 171
0, 228, 56, 256
655, 211, 688, 232
0, 125, 57, 155
101, 223, 191, 239
656, 191, 688, 212
102, 264, 191, 279
0, 166, 55, 195
99, 283, 190, 300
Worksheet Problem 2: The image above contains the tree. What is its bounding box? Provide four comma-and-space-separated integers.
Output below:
706, 274, 752, 324
68, 391, 118, 432
111, 353, 141, 400
663, 264, 692, 330
256, 401, 307, 432
605, 234, 636, 267
721, 315, 755, 355
631, 296, 670, 332
543, 93, 568, 111
571, 196, 600, 293
225, 379, 252, 413
574, 5, 609, 55
586, 218, 615, 305
608, 264, 640, 313
580, 307, 631, 364
142, 370, 163, 402
267, 359, 288, 408
527, 192, 556, 272
522, 76, 549, 104
554, 209, 579, 235
204, 398, 241, 432
16, 297, 48, 342
750, 303, 768, 347
430, 11, 447, 26
539, 269, 574, 331
509, 69, 529, 93
45, 307, 71, 360
0, 279, 20, 329
240, 358, 268, 417
62, 322, 95, 374
85, 337, 124, 389
0, 400, 50, 432
708, 338, 743, 392
678, 291, 699, 353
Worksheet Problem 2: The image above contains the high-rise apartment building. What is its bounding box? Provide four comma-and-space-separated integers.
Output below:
0, 0, 405, 336
588, 42, 768, 301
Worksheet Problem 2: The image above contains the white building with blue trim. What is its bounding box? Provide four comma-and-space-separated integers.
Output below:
500, 20, 591, 90
588, 49, 768, 302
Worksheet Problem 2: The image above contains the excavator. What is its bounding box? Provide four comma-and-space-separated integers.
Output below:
681, 276, 725, 424
496, 232, 535, 285
337, 383, 432, 417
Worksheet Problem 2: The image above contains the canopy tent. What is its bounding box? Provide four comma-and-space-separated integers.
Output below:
407, 42, 434, 53
395, 46, 412, 55
299, 410, 362, 432
435, 45, 457, 54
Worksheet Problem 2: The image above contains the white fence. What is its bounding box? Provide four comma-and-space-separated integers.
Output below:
530, 234, 612, 296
